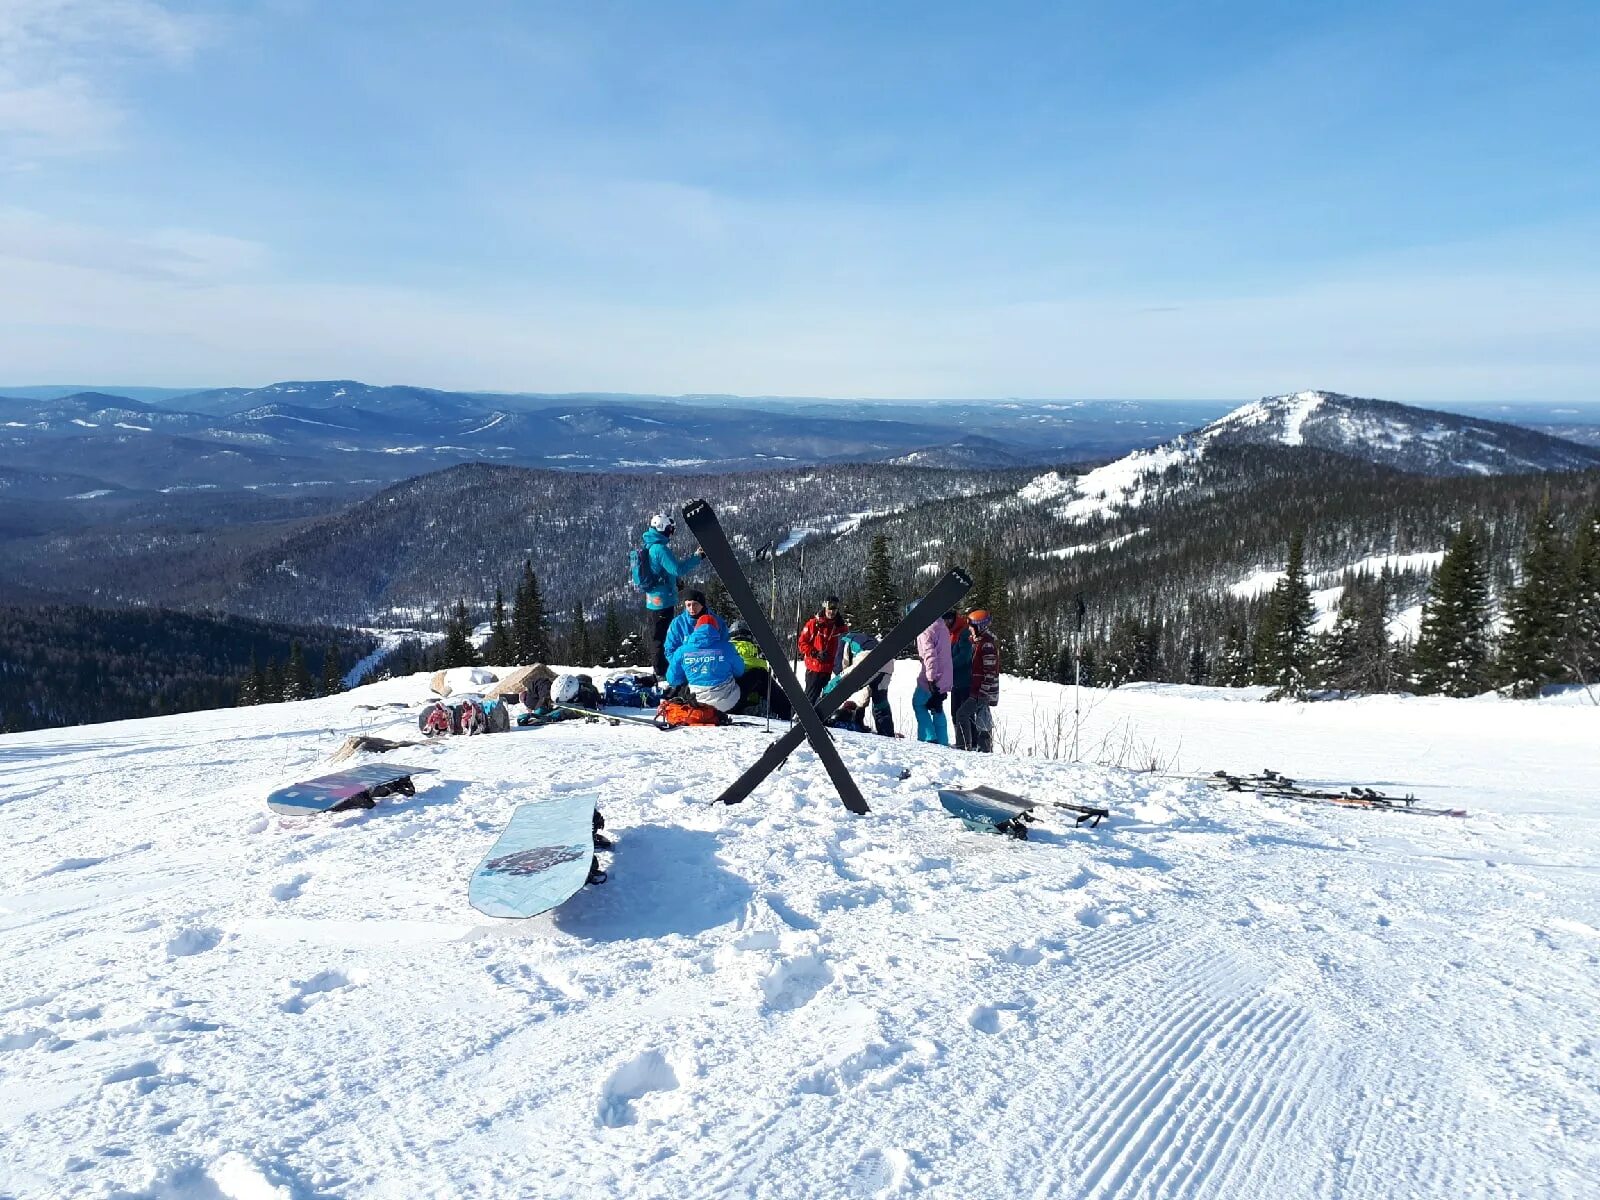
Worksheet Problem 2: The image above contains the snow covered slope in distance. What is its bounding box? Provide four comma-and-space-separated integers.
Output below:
2, 667, 1597, 1198
1198, 389, 1600, 474
1020, 389, 1600, 522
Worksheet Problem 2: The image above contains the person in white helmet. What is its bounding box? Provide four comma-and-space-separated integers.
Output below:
635, 511, 704, 675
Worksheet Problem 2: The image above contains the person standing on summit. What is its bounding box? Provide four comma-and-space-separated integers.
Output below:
798, 595, 848, 705
634, 512, 704, 676
913, 609, 956, 745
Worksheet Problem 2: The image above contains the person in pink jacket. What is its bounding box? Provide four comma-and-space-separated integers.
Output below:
913, 609, 957, 744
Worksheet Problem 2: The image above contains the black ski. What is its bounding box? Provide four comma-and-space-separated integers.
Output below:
710, 566, 973, 808
683, 496, 971, 810
683, 499, 875, 813
971, 785, 1109, 828
1206, 770, 1465, 817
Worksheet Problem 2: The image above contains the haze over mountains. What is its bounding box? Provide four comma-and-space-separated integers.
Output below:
0, 381, 1233, 494
3, 381, 1597, 498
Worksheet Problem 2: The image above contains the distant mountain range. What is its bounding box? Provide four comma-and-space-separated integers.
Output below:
0, 380, 1237, 495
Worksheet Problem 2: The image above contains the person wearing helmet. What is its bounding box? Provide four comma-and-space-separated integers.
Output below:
726, 618, 790, 718
639, 511, 704, 675
798, 595, 848, 705
954, 609, 1000, 752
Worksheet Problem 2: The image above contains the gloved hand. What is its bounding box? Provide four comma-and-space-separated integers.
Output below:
925, 688, 945, 710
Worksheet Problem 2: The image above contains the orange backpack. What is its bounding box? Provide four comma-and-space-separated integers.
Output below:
655, 698, 728, 728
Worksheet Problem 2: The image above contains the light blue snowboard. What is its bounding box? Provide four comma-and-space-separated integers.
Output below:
267, 764, 433, 815
937, 787, 1033, 839
469, 794, 601, 918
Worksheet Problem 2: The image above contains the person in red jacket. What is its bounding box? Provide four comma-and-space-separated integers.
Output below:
798, 595, 847, 704
955, 609, 1001, 752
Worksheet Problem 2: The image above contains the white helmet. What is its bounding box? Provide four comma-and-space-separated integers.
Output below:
649, 511, 675, 533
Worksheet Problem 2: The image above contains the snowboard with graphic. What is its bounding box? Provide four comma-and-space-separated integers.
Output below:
469, 793, 606, 918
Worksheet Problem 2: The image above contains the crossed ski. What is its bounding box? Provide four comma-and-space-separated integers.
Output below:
682, 499, 971, 813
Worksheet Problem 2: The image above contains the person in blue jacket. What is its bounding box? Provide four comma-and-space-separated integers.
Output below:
665, 615, 746, 712
664, 590, 722, 665
640, 512, 704, 675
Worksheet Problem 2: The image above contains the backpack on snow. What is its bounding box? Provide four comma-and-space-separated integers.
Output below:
630, 545, 665, 593
655, 698, 728, 728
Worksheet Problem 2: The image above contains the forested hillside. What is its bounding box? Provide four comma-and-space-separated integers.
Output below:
0, 607, 374, 732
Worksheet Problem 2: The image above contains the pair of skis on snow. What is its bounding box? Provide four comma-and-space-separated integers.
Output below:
1206, 769, 1467, 818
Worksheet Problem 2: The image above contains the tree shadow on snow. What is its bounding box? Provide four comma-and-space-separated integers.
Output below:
554, 824, 752, 942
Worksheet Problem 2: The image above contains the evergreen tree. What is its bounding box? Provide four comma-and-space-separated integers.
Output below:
1564, 506, 1600, 685
441, 601, 479, 668
864, 534, 900, 635
1412, 525, 1493, 697
1218, 623, 1253, 687
1253, 532, 1315, 698
704, 575, 737, 623
567, 601, 593, 666
320, 645, 344, 696
239, 650, 263, 706
262, 659, 283, 704
1187, 642, 1210, 685
511, 562, 552, 664
1499, 502, 1570, 697
283, 641, 314, 701
486, 586, 514, 664
601, 599, 624, 665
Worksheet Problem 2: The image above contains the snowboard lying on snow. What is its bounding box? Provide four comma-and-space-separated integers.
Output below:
267, 764, 434, 815
938, 785, 1109, 839
469, 793, 608, 918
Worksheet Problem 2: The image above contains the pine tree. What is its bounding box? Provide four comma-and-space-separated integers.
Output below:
1412, 525, 1493, 697
441, 601, 479, 667
864, 534, 900, 635
567, 601, 593, 666
601, 599, 624, 665
704, 575, 737, 623
320, 646, 344, 696
262, 659, 283, 704
511, 562, 551, 664
283, 641, 314, 701
1218, 623, 1253, 687
486, 586, 514, 665
1564, 506, 1600, 686
1499, 502, 1570, 698
239, 650, 263, 706
1187, 642, 1210, 685
1253, 532, 1315, 698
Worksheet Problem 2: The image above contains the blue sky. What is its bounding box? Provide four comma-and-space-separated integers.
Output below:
0, 0, 1596, 400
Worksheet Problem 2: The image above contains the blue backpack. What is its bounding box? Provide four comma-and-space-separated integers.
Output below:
629, 545, 664, 592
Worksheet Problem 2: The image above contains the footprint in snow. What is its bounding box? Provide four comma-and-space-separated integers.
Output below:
279, 968, 368, 1014
967, 1001, 1032, 1035
849, 1147, 912, 1198
165, 926, 224, 958
761, 953, 834, 1013
597, 1049, 681, 1128
270, 872, 312, 902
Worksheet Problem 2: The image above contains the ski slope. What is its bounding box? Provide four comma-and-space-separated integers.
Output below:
2, 669, 1597, 1199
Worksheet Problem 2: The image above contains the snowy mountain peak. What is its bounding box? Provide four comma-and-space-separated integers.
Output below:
1021, 389, 1600, 523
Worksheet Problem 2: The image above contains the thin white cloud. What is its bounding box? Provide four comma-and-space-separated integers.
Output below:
0, 0, 207, 159
0, 207, 266, 281
1, 209, 1596, 402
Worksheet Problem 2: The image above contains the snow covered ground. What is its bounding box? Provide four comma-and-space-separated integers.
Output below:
2, 668, 1598, 1199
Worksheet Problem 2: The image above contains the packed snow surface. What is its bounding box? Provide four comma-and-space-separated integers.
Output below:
2, 670, 1598, 1198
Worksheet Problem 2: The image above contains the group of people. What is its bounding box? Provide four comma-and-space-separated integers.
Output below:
636, 511, 1000, 750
